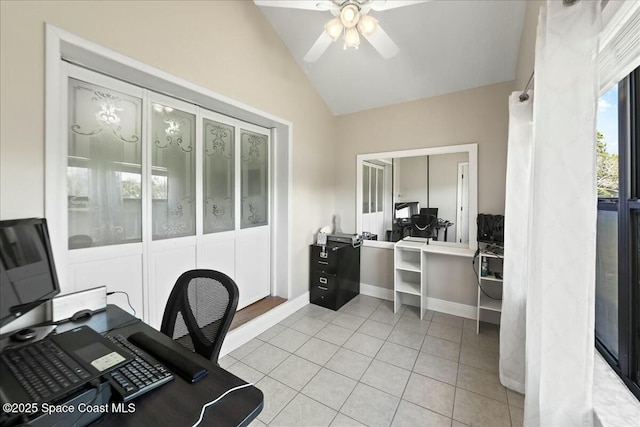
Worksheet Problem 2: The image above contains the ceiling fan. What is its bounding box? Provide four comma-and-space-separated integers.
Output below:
254, 0, 429, 62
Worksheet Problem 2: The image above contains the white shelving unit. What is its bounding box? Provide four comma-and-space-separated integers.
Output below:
394, 239, 427, 318
476, 251, 504, 333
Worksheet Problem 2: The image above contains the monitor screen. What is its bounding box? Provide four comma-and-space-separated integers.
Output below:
0, 218, 60, 327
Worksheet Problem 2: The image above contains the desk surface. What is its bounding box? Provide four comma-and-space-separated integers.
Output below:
395, 239, 476, 257
57, 305, 263, 427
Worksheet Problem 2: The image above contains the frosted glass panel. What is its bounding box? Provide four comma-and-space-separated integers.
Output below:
370, 168, 377, 213
363, 166, 370, 214
151, 103, 195, 240
377, 169, 383, 212
240, 130, 268, 229
203, 119, 234, 234
67, 78, 142, 249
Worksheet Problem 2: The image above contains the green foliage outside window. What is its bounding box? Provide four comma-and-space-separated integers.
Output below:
597, 131, 619, 198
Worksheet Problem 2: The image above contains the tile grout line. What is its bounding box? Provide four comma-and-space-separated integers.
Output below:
254, 299, 500, 426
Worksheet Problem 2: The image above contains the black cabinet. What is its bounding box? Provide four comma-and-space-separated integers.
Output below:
310, 243, 360, 311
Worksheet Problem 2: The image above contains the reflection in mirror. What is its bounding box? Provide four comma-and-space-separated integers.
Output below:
361, 152, 470, 244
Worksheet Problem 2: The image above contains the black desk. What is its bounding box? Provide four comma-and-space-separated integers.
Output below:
56, 305, 263, 427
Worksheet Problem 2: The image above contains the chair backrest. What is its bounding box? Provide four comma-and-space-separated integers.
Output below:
160, 269, 239, 364
420, 207, 438, 218
411, 214, 437, 238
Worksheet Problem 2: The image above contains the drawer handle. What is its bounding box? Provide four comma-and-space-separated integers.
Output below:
318, 261, 328, 265
318, 286, 329, 291
319, 277, 328, 284
320, 252, 328, 259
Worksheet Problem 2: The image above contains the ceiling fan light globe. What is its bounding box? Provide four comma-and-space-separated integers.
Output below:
344, 27, 360, 48
357, 14, 378, 36
325, 18, 343, 41
340, 4, 360, 28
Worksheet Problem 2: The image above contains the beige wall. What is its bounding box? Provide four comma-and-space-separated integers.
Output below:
0, 0, 336, 299
396, 156, 428, 207
335, 80, 513, 233
335, 81, 513, 300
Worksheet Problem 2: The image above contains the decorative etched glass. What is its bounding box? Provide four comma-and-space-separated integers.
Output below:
151, 103, 196, 239
203, 118, 234, 233
363, 165, 370, 214
67, 78, 142, 249
240, 129, 268, 229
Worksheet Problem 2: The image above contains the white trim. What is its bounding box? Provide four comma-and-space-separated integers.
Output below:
219, 292, 309, 357
360, 282, 395, 301
593, 350, 640, 427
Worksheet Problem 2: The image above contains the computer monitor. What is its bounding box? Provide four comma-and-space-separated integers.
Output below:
0, 218, 61, 327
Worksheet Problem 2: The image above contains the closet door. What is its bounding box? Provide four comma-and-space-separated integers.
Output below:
65, 64, 145, 316
148, 93, 197, 328
197, 111, 236, 278
236, 126, 271, 309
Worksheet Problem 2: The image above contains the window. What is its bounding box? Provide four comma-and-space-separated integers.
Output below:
362, 162, 385, 239
595, 66, 640, 400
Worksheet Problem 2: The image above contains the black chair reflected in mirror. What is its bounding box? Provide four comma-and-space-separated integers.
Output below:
160, 269, 239, 365
411, 214, 437, 239
420, 207, 439, 218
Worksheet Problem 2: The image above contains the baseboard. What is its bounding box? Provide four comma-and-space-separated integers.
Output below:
360, 282, 478, 320
220, 292, 309, 357
425, 298, 477, 320
360, 283, 394, 301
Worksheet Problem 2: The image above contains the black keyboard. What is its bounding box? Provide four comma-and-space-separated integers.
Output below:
0, 340, 90, 402
105, 334, 173, 401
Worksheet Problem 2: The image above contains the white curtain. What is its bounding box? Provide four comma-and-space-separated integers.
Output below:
500, 91, 533, 395
524, 1, 601, 426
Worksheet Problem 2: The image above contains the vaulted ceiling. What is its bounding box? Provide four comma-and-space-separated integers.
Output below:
256, 0, 527, 115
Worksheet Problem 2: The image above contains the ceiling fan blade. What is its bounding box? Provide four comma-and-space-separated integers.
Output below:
369, 0, 430, 12
363, 24, 399, 59
254, 0, 336, 12
303, 31, 334, 62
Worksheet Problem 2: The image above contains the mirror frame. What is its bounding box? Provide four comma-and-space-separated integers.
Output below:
356, 143, 478, 250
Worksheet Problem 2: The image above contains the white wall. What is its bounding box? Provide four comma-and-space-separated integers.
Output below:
0, 0, 336, 301
396, 156, 428, 207
429, 152, 469, 242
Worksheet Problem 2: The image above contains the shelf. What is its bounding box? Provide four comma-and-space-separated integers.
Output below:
396, 281, 421, 296
479, 274, 503, 282
395, 261, 421, 272
478, 293, 502, 312
423, 244, 476, 258
480, 251, 503, 259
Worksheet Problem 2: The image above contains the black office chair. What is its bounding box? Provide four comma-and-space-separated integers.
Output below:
160, 269, 239, 365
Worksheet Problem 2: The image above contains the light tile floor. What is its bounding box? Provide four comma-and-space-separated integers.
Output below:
219, 295, 524, 427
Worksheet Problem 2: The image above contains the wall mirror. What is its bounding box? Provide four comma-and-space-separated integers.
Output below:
356, 143, 477, 250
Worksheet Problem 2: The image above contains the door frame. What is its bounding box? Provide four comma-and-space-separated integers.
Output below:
456, 161, 470, 244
